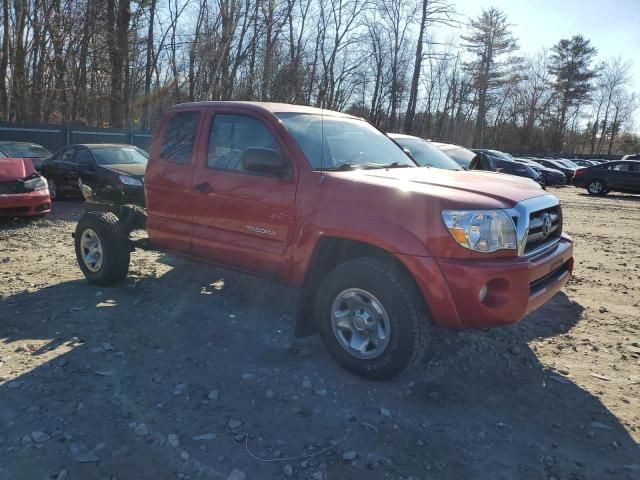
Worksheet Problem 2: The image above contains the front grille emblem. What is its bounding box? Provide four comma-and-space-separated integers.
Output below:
541, 213, 552, 239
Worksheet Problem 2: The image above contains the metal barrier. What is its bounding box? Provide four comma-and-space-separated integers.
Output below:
0, 122, 154, 153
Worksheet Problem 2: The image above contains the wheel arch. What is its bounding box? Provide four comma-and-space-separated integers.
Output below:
587, 178, 607, 194
294, 235, 428, 337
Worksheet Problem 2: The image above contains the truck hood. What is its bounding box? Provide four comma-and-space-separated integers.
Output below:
329, 167, 545, 209
102, 163, 146, 178
0, 158, 36, 181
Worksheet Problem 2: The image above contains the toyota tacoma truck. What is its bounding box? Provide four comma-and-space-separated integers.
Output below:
73, 101, 574, 379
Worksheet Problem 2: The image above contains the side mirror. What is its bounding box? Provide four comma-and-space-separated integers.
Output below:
241, 148, 289, 178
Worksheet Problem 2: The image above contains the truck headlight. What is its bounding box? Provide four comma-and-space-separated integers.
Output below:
442, 210, 517, 253
23, 176, 48, 192
119, 175, 142, 186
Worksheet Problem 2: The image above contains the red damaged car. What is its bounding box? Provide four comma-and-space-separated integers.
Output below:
0, 157, 51, 217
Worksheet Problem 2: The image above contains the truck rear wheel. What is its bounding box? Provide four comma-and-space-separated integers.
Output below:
314, 257, 430, 380
74, 211, 130, 286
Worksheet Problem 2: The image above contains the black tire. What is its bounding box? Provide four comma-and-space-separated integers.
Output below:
314, 257, 430, 380
47, 177, 64, 200
587, 179, 607, 195
74, 211, 130, 286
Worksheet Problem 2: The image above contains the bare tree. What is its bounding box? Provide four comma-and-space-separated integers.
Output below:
403, 0, 455, 134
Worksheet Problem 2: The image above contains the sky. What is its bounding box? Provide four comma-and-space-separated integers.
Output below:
435, 0, 640, 129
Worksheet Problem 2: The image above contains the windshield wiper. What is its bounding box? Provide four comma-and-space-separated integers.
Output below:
383, 162, 413, 168
321, 162, 385, 171
319, 161, 414, 172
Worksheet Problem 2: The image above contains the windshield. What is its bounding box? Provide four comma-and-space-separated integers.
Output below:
500, 161, 532, 173
0, 143, 51, 158
92, 147, 148, 166
277, 113, 415, 170
517, 158, 544, 168
485, 149, 513, 161
558, 159, 578, 168
437, 145, 476, 168
392, 137, 461, 170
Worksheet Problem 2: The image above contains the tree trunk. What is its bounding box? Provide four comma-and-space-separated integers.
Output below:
404, 0, 428, 134
1, 0, 11, 120
11, 0, 28, 122
110, 0, 131, 128
142, 0, 156, 128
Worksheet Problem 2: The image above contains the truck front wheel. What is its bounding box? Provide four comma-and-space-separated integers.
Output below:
74, 211, 130, 286
314, 257, 430, 380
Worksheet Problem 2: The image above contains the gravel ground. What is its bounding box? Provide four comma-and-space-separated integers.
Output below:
0, 187, 639, 480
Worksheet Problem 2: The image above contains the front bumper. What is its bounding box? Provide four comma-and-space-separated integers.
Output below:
0, 190, 51, 217
80, 179, 145, 207
399, 234, 574, 329
572, 176, 587, 188
546, 172, 567, 186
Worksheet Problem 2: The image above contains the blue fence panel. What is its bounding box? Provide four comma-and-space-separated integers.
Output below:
0, 123, 66, 152
0, 123, 154, 154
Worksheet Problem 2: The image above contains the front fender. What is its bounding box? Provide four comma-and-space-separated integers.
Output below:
290, 209, 432, 286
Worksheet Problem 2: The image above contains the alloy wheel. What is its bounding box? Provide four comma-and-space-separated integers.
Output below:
330, 288, 391, 359
80, 228, 103, 273
588, 180, 603, 194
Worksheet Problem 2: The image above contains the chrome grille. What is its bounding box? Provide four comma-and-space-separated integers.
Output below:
524, 205, 562, 256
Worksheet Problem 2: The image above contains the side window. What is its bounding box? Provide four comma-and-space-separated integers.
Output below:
73, 148, 92, 165
160, 111, 201, 165
60, 148, 75, 163
610, 163, 630, 171
207, 114, 280, 173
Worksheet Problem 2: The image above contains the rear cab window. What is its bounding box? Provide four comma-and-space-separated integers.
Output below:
160, 111, 202, 165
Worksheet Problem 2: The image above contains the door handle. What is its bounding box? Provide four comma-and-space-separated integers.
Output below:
194, 182, 214, 194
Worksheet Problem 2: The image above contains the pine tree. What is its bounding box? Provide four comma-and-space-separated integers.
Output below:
548, 35, 597, 152
462, 7, 518, 147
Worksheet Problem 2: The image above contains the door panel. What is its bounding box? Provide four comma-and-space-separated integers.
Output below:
190, 109, 297, 280
145, 110, 203, 254
75, 147, 103, 197
621, 163, 640, 192
607, 163, 629, 189
55, 147, 76, 192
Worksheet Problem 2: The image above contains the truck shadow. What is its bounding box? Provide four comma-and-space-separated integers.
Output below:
0, 259, 637, 480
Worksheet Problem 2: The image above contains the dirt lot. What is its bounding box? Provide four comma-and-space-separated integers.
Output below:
0, 187, 639, 480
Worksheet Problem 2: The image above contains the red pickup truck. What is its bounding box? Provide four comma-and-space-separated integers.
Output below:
73, 102, 574, 379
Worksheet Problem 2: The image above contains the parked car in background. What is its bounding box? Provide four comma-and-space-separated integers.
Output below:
512, 158, 566, 186
388, 134, 462, 170
622, 153, 639, 160
71, 101, 573, 379
534, 159, 577, 184
431, 142, 476, 169
469, 149, 545, 187
572, 159, 598, 168
0, 157, 51, 217
0, 142, 52, 171
41, 144, 147, 203
573, 160, 640, 195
